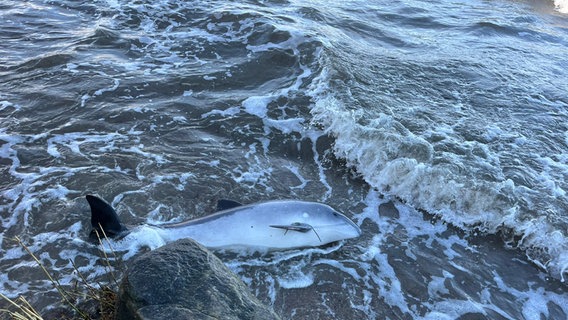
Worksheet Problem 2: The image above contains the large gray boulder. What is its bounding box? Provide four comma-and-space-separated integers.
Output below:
116, 239, 280, 320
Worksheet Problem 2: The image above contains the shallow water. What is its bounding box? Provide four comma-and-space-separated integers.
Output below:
1, 0, 568, 318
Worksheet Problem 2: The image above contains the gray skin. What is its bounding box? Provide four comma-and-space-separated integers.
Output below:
87, 195, 361, 251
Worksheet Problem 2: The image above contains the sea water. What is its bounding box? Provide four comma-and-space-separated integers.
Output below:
1, 0, 568, 318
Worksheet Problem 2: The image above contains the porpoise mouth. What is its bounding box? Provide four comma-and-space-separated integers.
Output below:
347, 218, 362, 236
331, 211, 362, 236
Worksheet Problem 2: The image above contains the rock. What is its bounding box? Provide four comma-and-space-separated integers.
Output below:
379, 201, 399, 219
116, 239, 280, 320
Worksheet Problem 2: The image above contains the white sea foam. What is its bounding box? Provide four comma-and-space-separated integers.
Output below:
427, 270, 453, 298
123, 145, 167, 164
264, 117, 305, 134
492, 271, 568, 319
421, 300, 492, 320
47, 132, 127, 158
100, 225, 167, 260
285, 164, 310, 189
201, 106, 240, 118
242, 95, 272, 118
350, 190, 568, 319
94, 79, 120, 96
554, 0, 568, 13
277, 266, 314, 289
0, 100, 19, 111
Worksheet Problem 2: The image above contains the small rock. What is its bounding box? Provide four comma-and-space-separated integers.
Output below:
116, 238, 280, 320
379, 201, 399, 219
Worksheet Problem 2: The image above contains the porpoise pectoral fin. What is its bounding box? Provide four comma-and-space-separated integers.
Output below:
269, 222, 312, 233
86, 194, 127, 238
216, 199, 243, 211
269, 222, 322, 242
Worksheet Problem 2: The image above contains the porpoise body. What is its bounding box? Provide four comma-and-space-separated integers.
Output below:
86, 195, 361, 250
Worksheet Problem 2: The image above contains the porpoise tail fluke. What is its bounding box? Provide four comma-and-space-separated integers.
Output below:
86, 194, 128, 238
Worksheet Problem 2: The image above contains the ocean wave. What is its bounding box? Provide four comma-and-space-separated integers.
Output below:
304, 0, 568, 281
311, 93, 568, 281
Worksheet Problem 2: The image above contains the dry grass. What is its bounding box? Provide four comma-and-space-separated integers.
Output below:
0, 294, 42, 320
0, 230, 122, 320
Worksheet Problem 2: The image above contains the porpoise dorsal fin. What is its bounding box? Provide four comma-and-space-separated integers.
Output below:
216, 199, 243, 211
86, 194, 127, 237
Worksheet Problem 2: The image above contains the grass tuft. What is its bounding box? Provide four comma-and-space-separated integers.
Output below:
0, 293, 42, 320
1, 232, 122, 320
